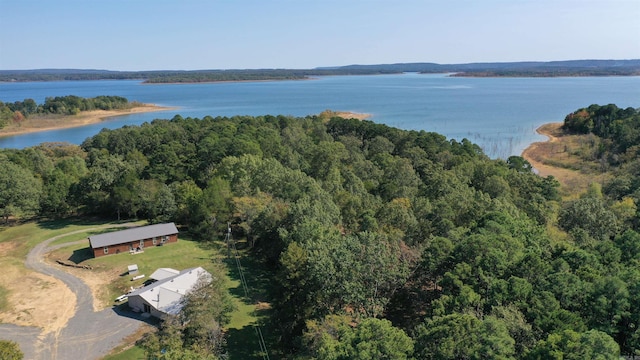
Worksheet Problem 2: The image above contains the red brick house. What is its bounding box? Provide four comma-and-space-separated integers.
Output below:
88, 223, 178, 257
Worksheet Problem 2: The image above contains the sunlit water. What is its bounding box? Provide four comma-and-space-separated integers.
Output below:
1, 73, 638, 158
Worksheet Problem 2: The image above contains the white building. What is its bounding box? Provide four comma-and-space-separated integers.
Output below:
127, 266, 211, 318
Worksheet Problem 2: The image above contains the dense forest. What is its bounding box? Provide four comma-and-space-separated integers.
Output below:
1, 101, 639, 359
1, 60, 639, 83
0, 95, 135, 129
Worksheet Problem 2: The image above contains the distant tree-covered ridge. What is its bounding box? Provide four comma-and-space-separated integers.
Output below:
1, 59, 639, 82
0, 95, 136, 129
2, 106, 640, 358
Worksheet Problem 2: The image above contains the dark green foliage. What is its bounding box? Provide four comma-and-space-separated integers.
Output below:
526, 329, 620, 360
558, 196, 618, 240
562, 104, 640, 159
414, 313, 516, 360
0, 159, 42, 222
303, 316, 414, 360
0, 340, 23, 360
0, 95, 132, 119
5, 103, 640, 358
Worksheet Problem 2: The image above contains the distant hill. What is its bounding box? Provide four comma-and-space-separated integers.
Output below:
1, 60, 639, 82
324, 59, 640, 76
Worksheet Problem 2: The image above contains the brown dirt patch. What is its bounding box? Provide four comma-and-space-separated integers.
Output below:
255, 302, 271, 310
0, 241, 18, 254
0, 270, 76, 334
44, 255, 119, 311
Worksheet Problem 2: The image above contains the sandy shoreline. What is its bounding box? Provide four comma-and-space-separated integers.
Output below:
0, 104, 176, 138
521, 122, 564, 177
0, 106, 370, 139
334, 111, 372, 120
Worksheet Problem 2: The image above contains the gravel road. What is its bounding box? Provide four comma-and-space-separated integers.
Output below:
0, 225, 152, 360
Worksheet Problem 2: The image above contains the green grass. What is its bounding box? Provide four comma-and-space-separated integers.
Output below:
101, 345, 146, 360
0, 219, 278, 359
0, 218, 143, 260
223, 240, 278, 359
48, 233, 224, 306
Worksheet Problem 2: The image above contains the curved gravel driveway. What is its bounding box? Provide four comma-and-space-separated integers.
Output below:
0, 224, 151, 360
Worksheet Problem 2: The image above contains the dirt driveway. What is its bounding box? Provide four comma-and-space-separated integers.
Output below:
0, 225, 151, 360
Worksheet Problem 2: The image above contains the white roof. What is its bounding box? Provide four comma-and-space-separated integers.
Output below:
89, 223, 178, 249
150, 268, 180, 281
128, 267, 211, 315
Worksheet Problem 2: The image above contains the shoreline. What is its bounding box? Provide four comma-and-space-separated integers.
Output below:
521, 122, 564, 178
0, 104, 176, 138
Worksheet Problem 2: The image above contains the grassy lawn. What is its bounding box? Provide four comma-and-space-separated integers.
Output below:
103, 239, 277, 360
101, 344, 146, 360
223, 240, 277, 360
0, 218, 144, 310
0, 218, 125, 261
0, 219, 277, 359
47, 232, 225, 306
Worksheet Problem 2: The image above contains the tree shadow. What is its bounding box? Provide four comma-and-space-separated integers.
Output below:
223, 239, 282, 359
68, 247, 94, 264
224, 242, 273, 303
36, 216, 109, 230
225, 305, 278, 360
226, 327, 266, 359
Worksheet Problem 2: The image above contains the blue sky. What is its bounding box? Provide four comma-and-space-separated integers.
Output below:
1, 0, 639, 71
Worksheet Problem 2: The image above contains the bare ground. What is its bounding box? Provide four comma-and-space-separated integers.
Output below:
0, 238, 77, 334
43, 255, 120, 312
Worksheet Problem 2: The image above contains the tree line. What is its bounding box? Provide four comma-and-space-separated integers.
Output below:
1, 102, 639, 358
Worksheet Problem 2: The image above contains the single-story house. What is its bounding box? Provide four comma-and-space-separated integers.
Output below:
126, 266, 211, 318
88, 222, 179, 258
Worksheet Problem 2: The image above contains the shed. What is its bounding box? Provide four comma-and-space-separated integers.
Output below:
128, 264, 139, 274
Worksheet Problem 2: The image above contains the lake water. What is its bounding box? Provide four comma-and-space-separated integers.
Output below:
1, 73, 638, 158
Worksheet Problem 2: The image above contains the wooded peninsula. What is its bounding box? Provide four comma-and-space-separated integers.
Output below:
1, 98, 640, 359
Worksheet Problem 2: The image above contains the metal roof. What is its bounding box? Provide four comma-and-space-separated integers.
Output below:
88, 223, 178, 249
128, 267, 211, 315
150, 268, 180, 281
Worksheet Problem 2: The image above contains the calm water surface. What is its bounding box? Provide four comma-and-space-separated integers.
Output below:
1, 74, 638, 158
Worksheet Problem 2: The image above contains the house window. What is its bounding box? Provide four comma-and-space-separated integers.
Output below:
103, 246, 109, 254
139, 239, 144, 248
143, 303, 151, 313
152, 237, 157, 245
162, 235, 168, 243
